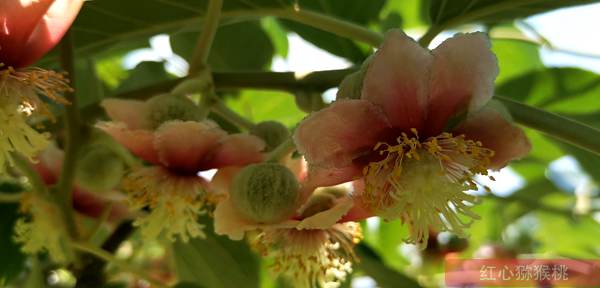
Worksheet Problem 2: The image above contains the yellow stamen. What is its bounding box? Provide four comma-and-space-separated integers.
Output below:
362, 129, 494, 249
122, 167, 220, 242
254, 223, 362, 288
13, 192, 74, 263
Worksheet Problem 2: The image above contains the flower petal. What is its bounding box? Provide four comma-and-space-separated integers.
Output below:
294, 99, 390, 169
20, 0, 85, 67
0, 0, 83, 67
154, 120, 226, 173
296, 196, 354, 230
96, 122, 159, 164
100, 99, 150, 130
453, 108, 531, 169
426, 32, 498, 136
207, 134, 265, 169
361, 29, 431, 131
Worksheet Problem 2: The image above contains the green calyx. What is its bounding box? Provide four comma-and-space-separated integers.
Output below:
230, 163, 300, 224
145, 94, 206, 129
250, 121, 290, 152
76, 144, 125, 193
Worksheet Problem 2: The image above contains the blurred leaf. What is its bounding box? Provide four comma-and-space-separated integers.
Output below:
355, 244, 421, 288
225, 90, 306, 127
75, 58, 106, 108
492, 39, 543, 84
172, 219, 259, 288
171, 22, 274, 70
261, 18, 289, 58
535, 210, 600, 258
280, 0, 385, 62
555, 141, 600, 184
95, 54, 130, 89
380, 0, 426, 30
497, 67, 600, 114
115, 61, 173, 94
426, 0, 598, 26
0, 183, 26, 282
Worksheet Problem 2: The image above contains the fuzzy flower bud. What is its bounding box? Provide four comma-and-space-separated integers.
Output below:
249, 121, 290, 152
76, 144, 125, 193
230, 163, 300, 223
145, 94, 206, 129
294, 91, 326, 113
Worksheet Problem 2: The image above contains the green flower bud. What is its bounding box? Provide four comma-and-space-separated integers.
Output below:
336, 56, 371, 101
145, 94, 206, 129
230, 163, 300, 223
294, 90, 326, 113
249, 121, 290, 152
76, 143, 125, 192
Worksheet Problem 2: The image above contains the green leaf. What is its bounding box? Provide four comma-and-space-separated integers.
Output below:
75, 58, 106, 108
171, 22, 274, 70
279, 0, 385, 62
261, 18, 289, 58
535, 210, 600, 258
427, 0, 598, 26
115, 61, 173, 94
379, 0, 427, 30
355, 244, 421, 288
225, 90, 306, 127
491, 38, 543, 84
172, 219, 259, 288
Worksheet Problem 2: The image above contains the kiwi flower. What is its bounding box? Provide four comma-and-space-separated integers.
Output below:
214, 162, 362, 288
0, 0, 83, 173
294, 30, 531, 248
98, 97, 265, 242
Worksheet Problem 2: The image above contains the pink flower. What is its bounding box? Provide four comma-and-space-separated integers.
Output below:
98, 98, 265, 241
0, 0, 83, 68
294, 30, 531, 248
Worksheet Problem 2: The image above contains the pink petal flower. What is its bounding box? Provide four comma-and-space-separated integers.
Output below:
453, 107, 531, 169
361, 29, 431, 132
425, 32, 498, 136
154, 120, 227, 173
294, 99, 390, 169
207, 134, 265, 169
100, 99, 149, 130
97, 122, 160, 164
301, 165, 363, 194
0, 0, 83, 68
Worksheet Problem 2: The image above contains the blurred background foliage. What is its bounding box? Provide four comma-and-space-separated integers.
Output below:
2, 0, 600, 287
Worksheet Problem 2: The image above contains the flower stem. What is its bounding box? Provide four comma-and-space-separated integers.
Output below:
71, 241, 167, 288
496, 96, 600, 155
57, 31, 80, 239
189, 0, 223, 75
210, 99, 255, 130
266, 137, 296, 163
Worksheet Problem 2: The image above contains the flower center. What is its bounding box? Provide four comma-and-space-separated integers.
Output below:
362, 129, 495, 248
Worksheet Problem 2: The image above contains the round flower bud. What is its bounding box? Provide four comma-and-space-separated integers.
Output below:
230, 163, 300, 223
294, 90, 326, 113
249, 121, 290, 152
76, 144, 125, 192
336, 57, 370, 100
145, 94, 206, 129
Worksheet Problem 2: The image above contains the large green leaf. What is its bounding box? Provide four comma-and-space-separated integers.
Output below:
279, 0, 385, 62
491, 38, 543, 84
535, 209, 600, 258
497, 67, 600, 113
171, 22, 275, 70
426, 0, 598, 26
172, 219, 259, 288
225, 90, 306, 127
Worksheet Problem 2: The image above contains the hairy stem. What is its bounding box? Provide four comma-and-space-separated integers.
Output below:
497, 96, 600, 156
189, 0, 223, 75
211, 99, 255, 130
55, 31, 81, 239
266, 138, 296, 163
